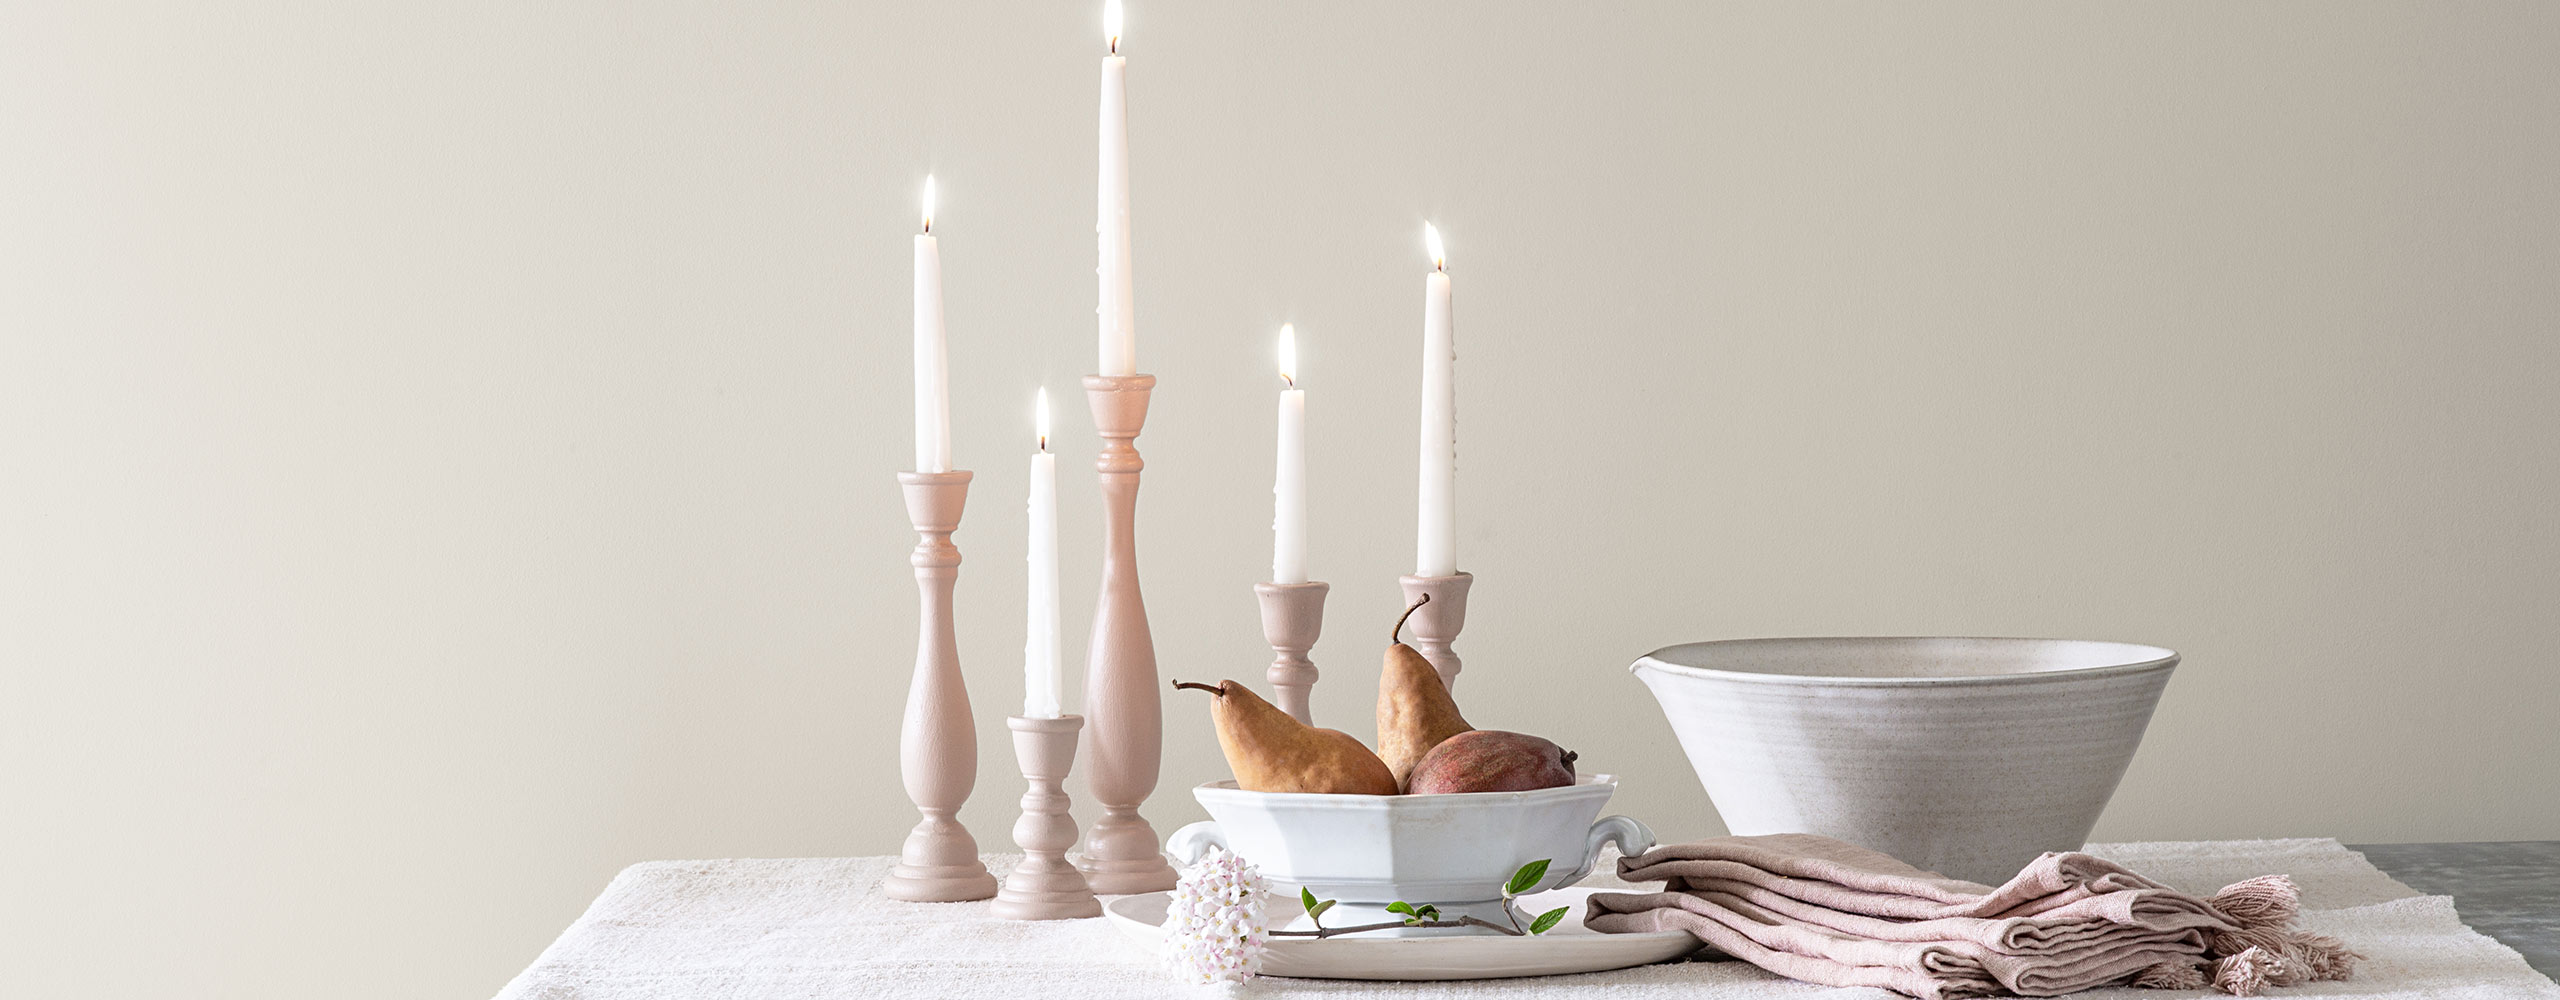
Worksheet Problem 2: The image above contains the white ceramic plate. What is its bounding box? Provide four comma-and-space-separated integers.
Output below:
1104, 886, 1698, 981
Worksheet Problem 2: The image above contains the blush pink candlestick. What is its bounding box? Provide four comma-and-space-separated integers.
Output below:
992, 714, 1101, 920
1257, 582, 1328, 725
1399, 571, 1472, 693
1074, 373, 1177, 894
882, 470, 998, 901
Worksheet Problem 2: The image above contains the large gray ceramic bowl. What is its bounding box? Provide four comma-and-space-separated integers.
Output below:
1631, 637, 2177, 885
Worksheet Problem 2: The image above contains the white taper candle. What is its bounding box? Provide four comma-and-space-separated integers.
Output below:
1273, 324, 1307, 585
913, 176, 951, 474
1025, 388, 1062, 719
1416, 223, 1457, 577
1096, 0, 1136, 376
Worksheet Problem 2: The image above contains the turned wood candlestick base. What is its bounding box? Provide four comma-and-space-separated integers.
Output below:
993, 715, 1101, 920
1398, 572, 1472, 692
882, 470, 999, 903
1075, 374, 1178, 895
1256, 581, 1329, 725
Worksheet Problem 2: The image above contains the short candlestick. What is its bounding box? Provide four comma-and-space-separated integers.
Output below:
1397, 572, 1473, 692
882, 470, 999, 902
1075, 373, 1179, 894
1255, 581, 1329, 725
993, 714, 1101, 920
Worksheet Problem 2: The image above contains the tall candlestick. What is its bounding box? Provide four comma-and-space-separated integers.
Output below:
1416, 223, 1457, 577
1076, 373, 1175, 894
1273, 325, 1307, 586
1096, 0, 1136, 376
1025, 389, 1063, 719
882, 469, 997, 901
913, 176, 951, 474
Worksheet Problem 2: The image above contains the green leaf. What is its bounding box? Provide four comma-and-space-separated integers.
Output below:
1300, 887, 1320, 914
1529, 906, 1570, 935
1308, 899, 1336, 919
1506, 859, 1554, 896
1385, 901, 1416, 916
1414, 904, 1441, 921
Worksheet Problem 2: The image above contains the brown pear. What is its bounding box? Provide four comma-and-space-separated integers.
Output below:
1174, 679, 1399, 795
1375, 594, 1473, 791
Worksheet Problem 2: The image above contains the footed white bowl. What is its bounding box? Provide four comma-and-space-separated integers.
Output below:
1632, 637, 2177, 886
1167, 775, 1653, 934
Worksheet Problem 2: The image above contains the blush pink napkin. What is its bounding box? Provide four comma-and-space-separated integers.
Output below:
1585, 834, 2357, 999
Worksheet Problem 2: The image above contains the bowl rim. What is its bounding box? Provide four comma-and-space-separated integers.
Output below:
1193, 773, 1617, 809
1631, 636, 2179, 688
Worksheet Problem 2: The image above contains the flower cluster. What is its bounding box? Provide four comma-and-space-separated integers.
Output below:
1162, 846, 1270, 985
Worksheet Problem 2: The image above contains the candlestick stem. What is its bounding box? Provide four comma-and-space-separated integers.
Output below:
882, 470, 999, 902
993, 715, 1101, 920
1076, 374, 1178, 894
1256, 581, 1330, 725
1397, 572, 1473, 692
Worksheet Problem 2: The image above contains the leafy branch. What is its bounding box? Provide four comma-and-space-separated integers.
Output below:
1273, 860, 1572, 940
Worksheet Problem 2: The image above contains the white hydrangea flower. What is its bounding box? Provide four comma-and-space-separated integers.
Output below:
1162, 846, 1270, 985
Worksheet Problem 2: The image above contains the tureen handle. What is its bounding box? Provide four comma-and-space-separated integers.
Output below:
1165, 820, 1228, 866
1554, 815, 1656, 889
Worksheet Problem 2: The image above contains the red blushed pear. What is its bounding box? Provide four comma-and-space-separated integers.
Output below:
1406, 730, 1578, 795
1174, 679, 1399, 795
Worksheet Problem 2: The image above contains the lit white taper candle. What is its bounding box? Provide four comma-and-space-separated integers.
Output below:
1416, 223, 1457, 577
1273, 324, 1307, 585
1096, 0, 1136, 376
912, 176, 951, 474
1025, 387, 1063, 719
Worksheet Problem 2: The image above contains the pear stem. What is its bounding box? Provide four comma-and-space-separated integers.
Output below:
1170, 680, 1224, 696
1392, 592, 1431, 643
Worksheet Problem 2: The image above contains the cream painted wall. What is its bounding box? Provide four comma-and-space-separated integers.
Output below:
4, 2, 2555, 998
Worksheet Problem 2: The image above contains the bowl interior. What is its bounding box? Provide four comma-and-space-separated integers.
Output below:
1640, 636, 2176, 684
1194, 772, 1617, 806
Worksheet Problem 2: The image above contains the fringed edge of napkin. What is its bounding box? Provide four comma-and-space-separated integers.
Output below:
2131, 875, 2361, 997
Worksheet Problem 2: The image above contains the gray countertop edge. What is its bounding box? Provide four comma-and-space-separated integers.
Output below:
2348, 841, 2560, 981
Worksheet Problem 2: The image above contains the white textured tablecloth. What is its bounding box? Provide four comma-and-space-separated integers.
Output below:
494, 839, 2558, 999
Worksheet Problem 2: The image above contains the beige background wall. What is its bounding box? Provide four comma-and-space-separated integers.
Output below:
4, 2, 2555, 997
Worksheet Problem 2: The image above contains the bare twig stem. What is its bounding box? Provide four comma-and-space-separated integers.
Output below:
1268, 915, 1521, 939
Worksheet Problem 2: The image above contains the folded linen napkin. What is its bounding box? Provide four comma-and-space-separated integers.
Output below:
1585, 833, 2356, 999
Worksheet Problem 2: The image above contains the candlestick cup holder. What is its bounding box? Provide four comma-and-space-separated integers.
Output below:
1397, 572, 1472, 692
1075, 374, 1179, 894
993, 714, 1102, 920
882, 470, 999, 902
1256, 581, 1329, 725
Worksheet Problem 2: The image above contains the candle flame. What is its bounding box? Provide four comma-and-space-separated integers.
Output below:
1423, 222, 1444, 271
1278, 323, 1297, 387
1104, 0, 1122, 53
921, 174, 936, 233
1035, 386, 1051, 451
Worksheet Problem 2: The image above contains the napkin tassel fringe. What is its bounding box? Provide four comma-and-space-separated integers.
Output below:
2185, 876, 2360, 995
